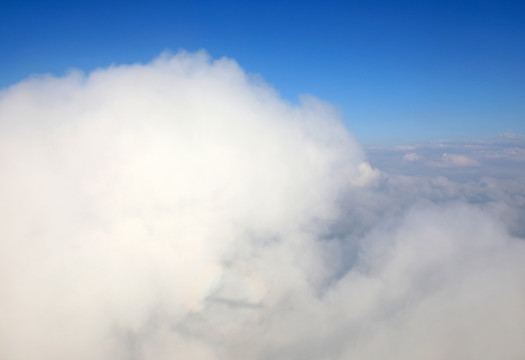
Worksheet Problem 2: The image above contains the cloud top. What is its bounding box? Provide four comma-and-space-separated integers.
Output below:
0, 51, 367, 359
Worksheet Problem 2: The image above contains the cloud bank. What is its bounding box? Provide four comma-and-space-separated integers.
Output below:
1, 51, 524, 360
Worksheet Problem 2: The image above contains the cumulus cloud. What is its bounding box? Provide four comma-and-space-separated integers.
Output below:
401, 152, 421, 162
349, 162, 381, 187
440, 153, 480, 167
1, 51, 524, 360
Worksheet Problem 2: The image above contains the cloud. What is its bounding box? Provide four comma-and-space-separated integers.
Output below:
1, 51, 524, 360
440, 153, 480, 167
401, 152, 421, 162
349, 162, 381, 186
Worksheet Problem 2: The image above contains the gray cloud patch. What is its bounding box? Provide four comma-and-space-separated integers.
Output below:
1, 51, 524, 360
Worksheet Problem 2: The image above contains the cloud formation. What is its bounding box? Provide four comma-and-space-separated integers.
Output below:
1, 51, 524, 360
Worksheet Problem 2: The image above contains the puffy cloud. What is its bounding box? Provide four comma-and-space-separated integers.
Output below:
401, 152, 421, 162
1, 51, 524, 360
349, 162, 381, 187
440, 153, 480, 167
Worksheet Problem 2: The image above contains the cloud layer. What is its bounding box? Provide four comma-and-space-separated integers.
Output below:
1, 51, 524, 360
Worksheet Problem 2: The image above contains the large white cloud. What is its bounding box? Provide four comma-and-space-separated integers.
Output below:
1, 51, 524, 360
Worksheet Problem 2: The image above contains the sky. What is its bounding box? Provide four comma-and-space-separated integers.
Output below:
1, 0, 525, 143
1, 2, 525, 360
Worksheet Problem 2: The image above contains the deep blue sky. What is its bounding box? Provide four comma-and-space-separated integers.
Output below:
1, 0, 524, 144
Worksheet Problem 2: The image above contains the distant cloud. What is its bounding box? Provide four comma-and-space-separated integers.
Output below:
1, 51, 524, 360
499, 132, 525, 141
393, 145, 416, 151
440, 152, 480, 167
401, 152, 422, 162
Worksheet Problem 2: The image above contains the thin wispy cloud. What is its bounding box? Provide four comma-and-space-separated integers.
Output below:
1, 51, 524, 360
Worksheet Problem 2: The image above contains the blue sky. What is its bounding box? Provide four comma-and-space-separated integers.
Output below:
2, 0, 524, 144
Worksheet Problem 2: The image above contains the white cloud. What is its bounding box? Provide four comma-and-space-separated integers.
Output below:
440, 152, 480, 167
1, 51, 524, 360
349, 162, 381, 187
393, 145, 416, 151
401, 152, 422, 162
